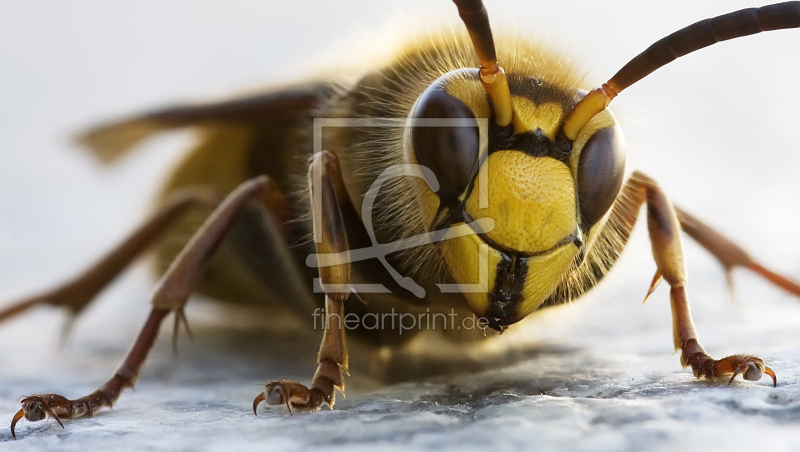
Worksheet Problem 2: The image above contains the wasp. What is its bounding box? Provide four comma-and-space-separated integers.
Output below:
3, 0, 800, 439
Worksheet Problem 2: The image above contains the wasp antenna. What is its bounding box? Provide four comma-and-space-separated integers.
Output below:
609, 2, 800, 95
562, 1, 800, 141
561, 84, 618, 141
452, 0, 513, 127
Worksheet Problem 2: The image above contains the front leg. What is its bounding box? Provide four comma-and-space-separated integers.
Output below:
254, 150, 351, 414
253, 290, 347, 413
626, 172, 776, 386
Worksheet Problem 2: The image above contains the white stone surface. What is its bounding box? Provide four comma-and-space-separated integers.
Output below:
1, 1, 800, 451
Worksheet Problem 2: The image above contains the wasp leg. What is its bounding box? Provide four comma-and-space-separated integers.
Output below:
10, 176, 285, 438
0, 189, 217, 326
622, 172, 776, 387
675, 207, 800, 299
254, 151, 350, 414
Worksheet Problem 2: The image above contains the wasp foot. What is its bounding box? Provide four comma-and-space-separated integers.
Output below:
253, 379, 332, 415
10, 389, 113, 439
11, 394, 71, 439
683, 345, 777, 387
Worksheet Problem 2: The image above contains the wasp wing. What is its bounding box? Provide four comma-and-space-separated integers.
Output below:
76, 81, 336, 164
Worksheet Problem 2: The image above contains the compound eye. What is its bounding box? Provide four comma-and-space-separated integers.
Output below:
576, 126, 626, 227
411, 86, 479, 201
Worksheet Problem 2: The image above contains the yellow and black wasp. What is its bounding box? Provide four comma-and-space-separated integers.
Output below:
2, 0, 799, 438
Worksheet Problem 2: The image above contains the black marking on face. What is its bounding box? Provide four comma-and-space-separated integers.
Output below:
485, 251, 529, 330
488, 127, 568, 161
485, 74, 582, 161
506, 73, 581, 107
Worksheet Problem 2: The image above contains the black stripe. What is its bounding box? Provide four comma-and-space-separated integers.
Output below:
485, 251, 528, 330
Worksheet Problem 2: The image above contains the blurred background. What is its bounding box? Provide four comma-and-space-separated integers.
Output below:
1, 0, 799, 450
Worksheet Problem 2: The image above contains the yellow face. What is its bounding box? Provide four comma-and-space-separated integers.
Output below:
441, 94, 581, 327
408, 74, 620, 330
447, 149, 580, 323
